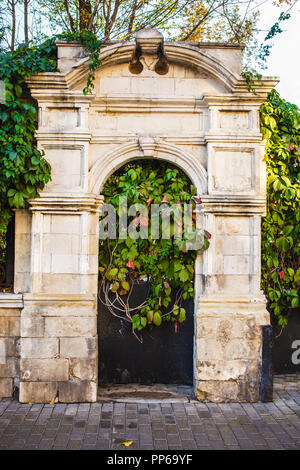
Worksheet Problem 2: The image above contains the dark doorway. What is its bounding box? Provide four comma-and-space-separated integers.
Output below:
0, 214, 15, 292
98, 282, 194, 385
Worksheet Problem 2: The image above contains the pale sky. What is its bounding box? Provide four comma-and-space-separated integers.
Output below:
256, 1, 300, 107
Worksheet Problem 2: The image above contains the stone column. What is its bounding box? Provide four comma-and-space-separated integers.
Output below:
19, 195, 103, 403
194, 98, 270, 402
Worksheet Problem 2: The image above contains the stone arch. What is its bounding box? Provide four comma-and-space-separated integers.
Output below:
66, 42, 240, 93
89, 140, 207, 195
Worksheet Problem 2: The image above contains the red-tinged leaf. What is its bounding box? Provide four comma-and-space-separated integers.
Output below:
192, 196, 202, 204
127, 260, 135, 269
162, 196, 170, 203
204, 230, 212, 239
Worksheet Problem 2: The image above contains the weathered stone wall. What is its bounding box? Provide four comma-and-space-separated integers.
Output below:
0, 29, 278, 403
0, 295, 22, 397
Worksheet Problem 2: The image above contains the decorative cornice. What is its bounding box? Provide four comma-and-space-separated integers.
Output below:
0, 293, 23, 309
91, 96, 205, 114
201, 195, 266, 215
90, 134, 207, 145
28, 90, 95, 104
197, 296, 269, 324
35, 130, 92, 142
203, 91, 278, 106
28, 194, 104, 213
23, 293, 96, 303
204, 133, 262, 143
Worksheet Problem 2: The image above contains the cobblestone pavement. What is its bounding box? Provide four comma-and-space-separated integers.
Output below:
0, 376, 299, 450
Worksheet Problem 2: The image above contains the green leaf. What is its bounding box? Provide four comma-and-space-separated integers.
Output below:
109, 268, 118, 278
178, 308, 186, 323
153, 312, 162, 326
179, 269, 189, 282
275, 237, 289, 252
121, 281, 130, 291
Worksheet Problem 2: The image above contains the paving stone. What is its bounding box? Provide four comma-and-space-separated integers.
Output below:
0, 376, 299, 450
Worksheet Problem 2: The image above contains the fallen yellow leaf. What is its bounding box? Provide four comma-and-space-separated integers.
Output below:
122, 441, 133, 447
49, 401, 55, 405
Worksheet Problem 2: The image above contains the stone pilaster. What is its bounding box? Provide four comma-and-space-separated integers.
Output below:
19, 195, 103, 403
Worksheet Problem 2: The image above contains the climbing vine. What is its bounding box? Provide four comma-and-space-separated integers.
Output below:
0, 38, 56, 233
0, 30, 102, 236
98, 160, 210, 340
260, 90, 300, 327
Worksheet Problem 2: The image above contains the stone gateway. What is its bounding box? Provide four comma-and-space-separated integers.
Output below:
0, 29, 278, 403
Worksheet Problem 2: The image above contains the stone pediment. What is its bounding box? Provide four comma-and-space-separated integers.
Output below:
26, 33, 278, 99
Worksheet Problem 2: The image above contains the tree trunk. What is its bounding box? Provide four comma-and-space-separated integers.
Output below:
24, 0, 29, 43
79, 0, 92, 31
9, 0, 16, 51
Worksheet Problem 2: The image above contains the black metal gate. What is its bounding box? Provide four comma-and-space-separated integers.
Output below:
98, 282, 194, 385
0, 215, 15, 292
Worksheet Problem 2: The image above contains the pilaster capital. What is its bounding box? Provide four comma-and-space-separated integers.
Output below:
27, 194, 104, 213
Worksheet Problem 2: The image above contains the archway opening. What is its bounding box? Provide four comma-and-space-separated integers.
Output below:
97, 158, 208, 396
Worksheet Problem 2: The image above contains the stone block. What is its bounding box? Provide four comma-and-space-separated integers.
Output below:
14, 272, 31, 294
209, 274, 250, 294
50, 214, 80, 234
0, 306, 21, 317
20, 358, 69, 382
51, 254, 79, 274
217, 110, 250, 129
21, 338, 59, 358
215, 235, 250, 256
44, 317, 97, 337
0, 338, 17, 358
60, 337, 97, 358
14, 234, 31, 272
19, 381, 58, 403
211, 149, 254, 192
215, 216, 250, 236
41, 274, 80, 294
69, 359, 97, 381
223, 255, 250, 275
58, 380, 97, 403
196, 376, 260, 403
14, 209, 32, 234
0, 317, 20, 337
197, 359, 249, 381
21, 316, 44, 337
0, 378, 13, 397
0, 357, 19, 378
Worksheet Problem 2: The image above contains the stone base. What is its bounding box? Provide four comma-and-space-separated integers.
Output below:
19, 380, 97, 403
196, 375, 260, 403
0, 378, 14, 398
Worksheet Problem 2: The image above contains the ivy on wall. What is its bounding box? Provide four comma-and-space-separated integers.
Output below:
260, 90, 300, 327
98, 160, 210, 339
0, 39, 56, 233
0, 31, 102, 234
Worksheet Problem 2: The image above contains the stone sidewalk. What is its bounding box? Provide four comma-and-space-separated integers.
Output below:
0, 376, 299, 450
